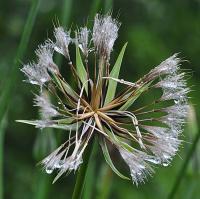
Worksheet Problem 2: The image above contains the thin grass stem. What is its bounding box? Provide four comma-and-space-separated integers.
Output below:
168, 131, 200, 199
0, 114, 7, 199
96, 164, 113, 199
104, 0, 113, 13
72, 138, 96, 199
0, 0, 41, 123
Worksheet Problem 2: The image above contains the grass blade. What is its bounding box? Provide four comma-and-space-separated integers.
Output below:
104, 43, 127, 105
0, 114, 7, 199
104, 0, 113, 13
83, 138, 98, 199
89, 0, 101, 18
76, 45, 88, 93
96, 164, 113, 199
72, 139, 96, 199
119, 80, 153, 111
0, 0, 41, 123
100, 138, 129, 180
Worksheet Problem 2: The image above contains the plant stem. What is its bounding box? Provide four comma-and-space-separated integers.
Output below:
168, 131, 200, 199
0, 0, 41, 123
104, 0, 113, 13
0, 114, 7, 199
82, 140, 98, 199
72, 139, 96, 199
34, 173, 50, 199
96, 164, 113, 199
89, 0, 101, 18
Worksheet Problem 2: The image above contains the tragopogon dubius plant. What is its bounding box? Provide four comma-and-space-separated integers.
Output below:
18, 13, 190, 185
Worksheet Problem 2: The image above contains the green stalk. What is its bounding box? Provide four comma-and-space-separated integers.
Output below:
0, 0, 41, 123
104, 0, 113, 13
72, 139, 96, 199
0, 2, 40, 198
89, 0, 101, 18
61, 0, 72, 26
83, 137, 98, 199
96, 165, 113, 199
34, 173, 51, 199
0, 115, 7, 199
168, 131, 200, 199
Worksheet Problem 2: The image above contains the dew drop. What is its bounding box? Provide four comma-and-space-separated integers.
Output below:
162, 162, 169, 167
146, 157, 161, 165
138, 164, 145, 169
163, 153, 171, 160
137, 171, 142, 176
46, 167, 53, 174
55, 160, 65, 169
174, 100, 179, 104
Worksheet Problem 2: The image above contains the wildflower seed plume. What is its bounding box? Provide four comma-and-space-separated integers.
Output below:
93, 13, 120, 60
54, 27, 71, 58
78, 27, 90, 56
19, 13, 190, 185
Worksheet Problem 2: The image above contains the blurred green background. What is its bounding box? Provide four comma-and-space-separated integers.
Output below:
0, 0, 200, 199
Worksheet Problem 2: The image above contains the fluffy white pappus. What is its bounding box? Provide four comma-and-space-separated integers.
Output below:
52, 154, 83, 183
119, 148, 154, 186
35, 41, 58, 73
147, 134, 181, 166
21, 62, 50, 86
59, 154, 83, 171
78, 27, 90, 56
42, 148, 67, 174
141, 125, 168, 138
160, 87, 189, 102
141, 125, 182, 165
162, 104, 189, 119
54, 27, 71, 58
153, 54, 181, 75
93, 13, 120, 59
158, 112, 186, 136
155, 73, 186, 90
34, 93, 59, 119
40, 139, 82, 178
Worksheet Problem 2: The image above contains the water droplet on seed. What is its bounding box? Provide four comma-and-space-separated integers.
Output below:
162, 162, 169, 167
46, 167, 53, 174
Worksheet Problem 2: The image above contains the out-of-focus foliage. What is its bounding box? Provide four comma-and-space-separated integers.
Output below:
0, 0, 200, 199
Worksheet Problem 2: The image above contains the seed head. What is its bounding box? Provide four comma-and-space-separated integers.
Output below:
18, 13, 190, 185
93, 13, 120, 60
54, 27, 71, 59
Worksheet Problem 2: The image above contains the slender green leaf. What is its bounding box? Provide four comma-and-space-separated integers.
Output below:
0, 0, 41, 124
83, 137, 98, 199
0, 114, 7, 199
105, 128, 134, 153
76, 46, 88, 93
33, 173, 50, 199
104, 0, 113, 13
104, 43, 128, 105
100, 138, 129, 180
96, 164, 113, 199
89, 0, 101, 19
16, 120, 78, 130
72, 138, 96, 199
51, 73, 77, 98
119, 81, 153, 111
